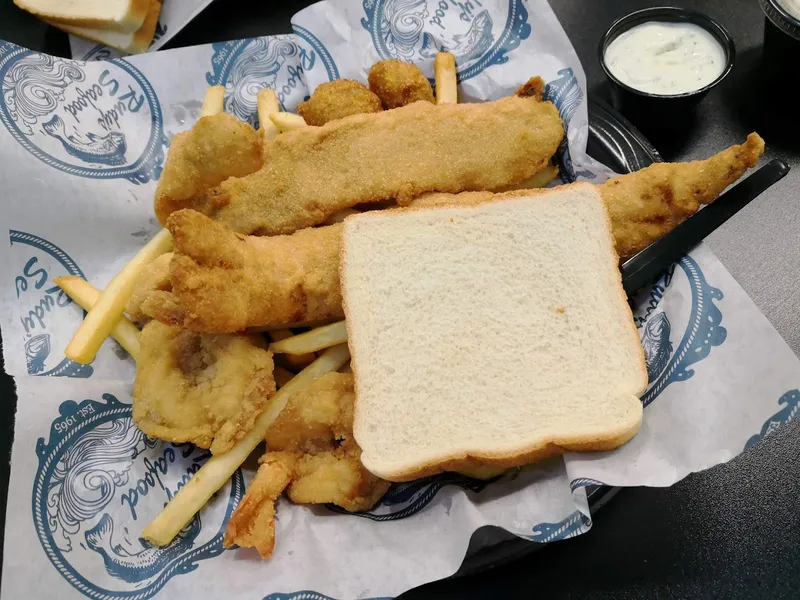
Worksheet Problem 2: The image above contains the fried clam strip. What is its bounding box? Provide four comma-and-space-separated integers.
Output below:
224, 373, 390, 558
133, 320, 276, 454
142, 209, 343, 333
155, 94, 565, 235
154, 113, 263, 225
412, 134, 766, 259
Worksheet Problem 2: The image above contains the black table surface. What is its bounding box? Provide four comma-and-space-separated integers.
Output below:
1, 0, 799, 598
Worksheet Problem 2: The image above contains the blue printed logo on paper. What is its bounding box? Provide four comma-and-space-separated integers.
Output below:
326, 472, 497, 521
633, 256, 727, 407
0, 42, 167, 183
10, 230, 93, 378
32, 394, 244, 599
745, 390, 800, 450
543, 68, 595, 182
206, 34, 322, 124
361, 0, 530, 82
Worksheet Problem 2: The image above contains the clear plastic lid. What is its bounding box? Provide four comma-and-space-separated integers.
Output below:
761, 0, 800, 39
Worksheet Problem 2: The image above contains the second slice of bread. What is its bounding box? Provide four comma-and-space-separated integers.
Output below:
16, 0, 150, 33
341, 183, 647, 482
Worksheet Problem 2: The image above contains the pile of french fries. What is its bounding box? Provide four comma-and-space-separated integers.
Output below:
56, 54, 555, 548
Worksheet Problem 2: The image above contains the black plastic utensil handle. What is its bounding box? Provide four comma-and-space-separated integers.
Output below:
621, 158, 790, 296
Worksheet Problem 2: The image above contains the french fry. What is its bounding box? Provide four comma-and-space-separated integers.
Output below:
201, 85, 225, 117
65, 229, 172, 364
269, 320, 348, 355
142, 343, 351, 546
434, 52, 457, 105
54, 276, 141, 360
268, 329, 316, 370
257, 89, 280, 141
269, 112, 307, 133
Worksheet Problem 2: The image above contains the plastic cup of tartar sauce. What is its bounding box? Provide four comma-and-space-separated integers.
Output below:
599, 7, 735, 136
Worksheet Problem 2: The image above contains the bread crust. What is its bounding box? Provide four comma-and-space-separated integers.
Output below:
18, 0, 151, 33
341, 185, 648, 482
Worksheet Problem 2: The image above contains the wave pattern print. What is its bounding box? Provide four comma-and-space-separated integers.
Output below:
379, 0, 430, 59
223, 36, 299, 126
46, 418, 155, 552
2, 53, 84, 136
543, 68, 594, 182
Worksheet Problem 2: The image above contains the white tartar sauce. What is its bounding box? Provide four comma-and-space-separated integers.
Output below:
604, 21, 726, 95
778, 0, 800, 21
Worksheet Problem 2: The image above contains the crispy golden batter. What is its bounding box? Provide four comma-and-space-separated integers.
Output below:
515, 76, 546, 101
142, 209, 343, 332
133, 321, 276, 454
125, 252, 172, 323
223, 451, 295, 559
412, 134, 766, 259
600, 132, 765, 259
224, 373, 390, 558
154, 114, 263, 225
368, 59, 434, 109
297, 79, 383, 126
155, 95, 564, 235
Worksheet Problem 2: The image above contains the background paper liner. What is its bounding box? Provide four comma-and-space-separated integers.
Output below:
0, 1, 798, 598
69, 0, 217, 60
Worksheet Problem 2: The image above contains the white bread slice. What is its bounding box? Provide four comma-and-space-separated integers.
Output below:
341, 184, 647, 482
15, 0, 150, 33
46, 0, 161, 54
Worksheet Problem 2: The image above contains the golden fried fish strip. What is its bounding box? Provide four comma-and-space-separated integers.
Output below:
154, 114, 263, 225
133, 321, 276, 454
156, 95, 564, 235
223, 451, 295, 559
412, 134, 766, 259
142, 209, 343, 333
600, 132, 765, 259
297, 79, 383, 126
125, 252, 172, 323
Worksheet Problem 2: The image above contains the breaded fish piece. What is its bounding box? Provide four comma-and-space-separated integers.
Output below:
133, 321, 276, 454
154, 95, 565, 235
154, 113, 263, 225
224, 374, 390, 557
142, 209, 343, 332
368, 59, 434, 109
600, 132, 765, 259
297, 79, 383, 126
412, 134, 766, 259
148, 137, 764, 336
223, 451, 294, 559
125, 252, 172, 323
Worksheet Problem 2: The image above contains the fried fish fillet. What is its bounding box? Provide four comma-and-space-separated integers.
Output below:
224, 373, 390, 558
154, 95, 564, 236
144, 137, 764, 333
412, 133, 766, 259
133, 320, 276, 454
155, 114, 263, 225
142, 209, 343, 332
125, 252, 172, 323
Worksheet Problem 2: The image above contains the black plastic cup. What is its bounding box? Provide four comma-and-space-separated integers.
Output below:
599, 7, 735, 136
759, 0, 800, 135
